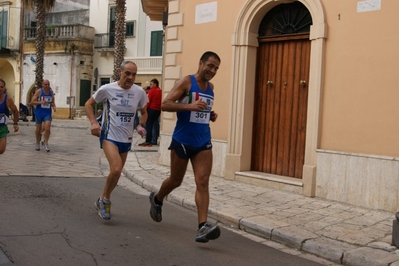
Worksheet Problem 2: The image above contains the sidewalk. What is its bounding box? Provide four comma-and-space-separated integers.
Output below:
11, 119, 399, 266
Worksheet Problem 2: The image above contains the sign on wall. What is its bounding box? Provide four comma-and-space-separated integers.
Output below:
195, 2, 217, 24
357, 0, 381, 12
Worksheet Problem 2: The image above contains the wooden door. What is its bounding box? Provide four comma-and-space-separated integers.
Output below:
251, 35, 310, 179
79, 79, 92, 106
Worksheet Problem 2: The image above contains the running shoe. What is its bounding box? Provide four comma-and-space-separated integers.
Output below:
195, 223, 221, 243
35, 143, 40, 151
149, 192, 162, 222
95, 198, 111, 220
44, 143, 50, 152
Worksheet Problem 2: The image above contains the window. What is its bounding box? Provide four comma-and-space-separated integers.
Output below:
0, 10, 8, 48
126, 21, 135, 37
150, 30, 163, 56
100, 78, 110, 87
258, 2, 312, 37
109, 6, 115, 33
109, 6, 115, 47
110, 7, 135, 38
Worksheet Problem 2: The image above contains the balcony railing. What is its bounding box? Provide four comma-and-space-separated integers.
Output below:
131, 57, 163, 74
23, 24, 94, 41
94, 33, 115, 49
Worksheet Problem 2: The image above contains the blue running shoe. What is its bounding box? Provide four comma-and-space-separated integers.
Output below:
149, 192, 162, 222
195, 223, 221, 243
95, 198, 111, 220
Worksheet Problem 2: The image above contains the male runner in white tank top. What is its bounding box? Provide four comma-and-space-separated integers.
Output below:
85, 61, 148, 220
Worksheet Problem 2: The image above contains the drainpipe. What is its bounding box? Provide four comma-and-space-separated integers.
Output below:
69, 48, 74, 119
19, 1, 24, 104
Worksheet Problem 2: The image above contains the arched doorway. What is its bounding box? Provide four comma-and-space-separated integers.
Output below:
226, 0, 326, 196
251, 2, 312, 179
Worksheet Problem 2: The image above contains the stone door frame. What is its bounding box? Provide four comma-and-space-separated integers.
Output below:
225, 0, 327, 196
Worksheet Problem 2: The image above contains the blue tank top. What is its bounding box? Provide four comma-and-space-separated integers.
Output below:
172, 75, 214, 148
35, 88, 53, 117
0, 94, 7, 126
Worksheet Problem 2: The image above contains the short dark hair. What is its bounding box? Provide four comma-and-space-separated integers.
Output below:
200, 51, 221, 64
150, 78, 159, 87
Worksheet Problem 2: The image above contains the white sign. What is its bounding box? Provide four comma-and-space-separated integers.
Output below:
195, 2, 217, 24
357, 0, 381, 12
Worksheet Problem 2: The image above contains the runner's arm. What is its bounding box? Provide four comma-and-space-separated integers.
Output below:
161, 76, 207, 112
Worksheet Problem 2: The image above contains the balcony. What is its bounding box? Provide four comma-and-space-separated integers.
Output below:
24, 24, 94, 41
94, 33, 162, 73
23, 24, 94, 54
133, 57, 163, 74
94, 33, 115, 49
141, 0, 168, 21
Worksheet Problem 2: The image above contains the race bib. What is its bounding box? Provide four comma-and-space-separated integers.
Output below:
116, 112, 134, 127
41, 96, 52, 109
0, 114, 5, 124
188, 94, 214, 124
190, 109, 212, 124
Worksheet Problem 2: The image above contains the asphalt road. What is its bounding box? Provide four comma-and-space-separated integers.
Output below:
0, 123, 331, 265
0, 175, 324, 266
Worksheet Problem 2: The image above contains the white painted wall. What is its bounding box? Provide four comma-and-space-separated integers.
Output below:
89, 0, 162, 81
21, 53, 73, 108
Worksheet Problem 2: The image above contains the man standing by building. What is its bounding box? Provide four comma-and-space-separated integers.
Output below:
85, 61, 148, 221
149, 51, 221, 243
138, 78, 162, 146
30, 79, 56, 152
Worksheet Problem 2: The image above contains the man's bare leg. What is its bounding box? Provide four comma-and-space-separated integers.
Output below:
101, 140, 128, 199
191, 149, 212, 224
95, 140, 128, 220
43, 121, 51, 144
156, 150, 189, 200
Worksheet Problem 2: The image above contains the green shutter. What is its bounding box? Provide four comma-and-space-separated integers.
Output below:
150, 30, 163, 56
0, 11, 8, 48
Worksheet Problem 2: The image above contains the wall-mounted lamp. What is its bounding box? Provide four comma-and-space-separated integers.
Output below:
53, 62, 57, 65
162, 9, 168, 28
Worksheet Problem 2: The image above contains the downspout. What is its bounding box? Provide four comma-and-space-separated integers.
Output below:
19, 1, 24, 104
69, 48, 74, 119
161, 8, 168, 89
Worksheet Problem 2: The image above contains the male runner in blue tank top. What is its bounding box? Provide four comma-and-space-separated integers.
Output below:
149, 51, 221, 243
30, 79, 56, 152
0, 78, 19, 154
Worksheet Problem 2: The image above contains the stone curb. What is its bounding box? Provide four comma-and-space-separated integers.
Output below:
122, 162, 399, 266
